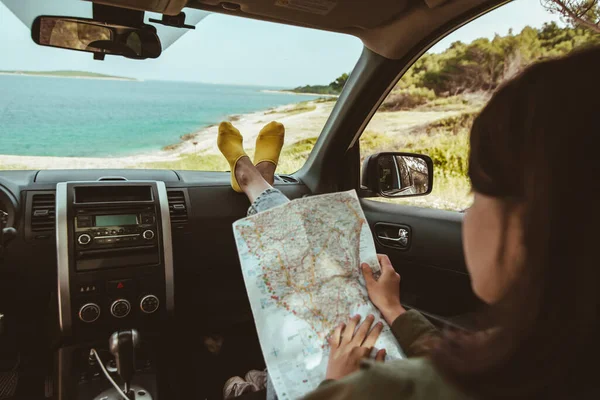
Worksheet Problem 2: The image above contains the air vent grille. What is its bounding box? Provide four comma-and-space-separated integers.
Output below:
31, 193, 55, 232
167, 190, 188, 224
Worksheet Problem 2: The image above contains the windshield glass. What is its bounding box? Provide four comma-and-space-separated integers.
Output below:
0, 1, 362, 172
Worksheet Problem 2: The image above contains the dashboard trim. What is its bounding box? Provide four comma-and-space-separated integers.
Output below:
156, 181, 175, 312
56, 182, 72, 335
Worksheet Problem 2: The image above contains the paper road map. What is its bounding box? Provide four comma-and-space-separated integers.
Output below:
233, 190, 404, 399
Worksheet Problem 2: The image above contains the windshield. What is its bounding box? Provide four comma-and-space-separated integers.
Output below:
0, 1, 362, 172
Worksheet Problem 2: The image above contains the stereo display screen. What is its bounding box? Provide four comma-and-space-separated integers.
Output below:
95, 214, 138, 227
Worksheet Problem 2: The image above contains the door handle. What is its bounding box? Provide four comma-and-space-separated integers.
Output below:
377, 235, 403, 243
374, 223, 411, 249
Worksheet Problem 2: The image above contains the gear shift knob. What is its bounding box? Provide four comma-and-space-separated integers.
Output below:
109, 329, 140, 394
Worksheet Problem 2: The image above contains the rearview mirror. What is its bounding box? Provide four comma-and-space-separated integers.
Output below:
31, 16, 162, 60
362, 152, 433, 198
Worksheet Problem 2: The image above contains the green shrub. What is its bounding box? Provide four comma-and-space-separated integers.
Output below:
380, 87, 436, 111
425, 112, 478, 135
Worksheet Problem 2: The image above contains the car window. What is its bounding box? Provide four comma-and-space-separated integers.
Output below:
0, 4, 361, 173
359, 0, 600, 211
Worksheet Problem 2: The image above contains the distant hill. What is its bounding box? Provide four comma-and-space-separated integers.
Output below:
290, 84, 339, 95
290, 72, 348, 95
0, 70, 136, 81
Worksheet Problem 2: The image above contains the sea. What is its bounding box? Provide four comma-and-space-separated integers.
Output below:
0, 75, 318, 157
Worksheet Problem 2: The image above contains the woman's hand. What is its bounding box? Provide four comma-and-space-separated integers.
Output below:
325, 314, 386, 380
362, 254, 406, 325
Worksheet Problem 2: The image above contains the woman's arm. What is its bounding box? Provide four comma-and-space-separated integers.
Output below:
363, 255, 440, 357
305, 358, 464, 400
390, 309, 440, 358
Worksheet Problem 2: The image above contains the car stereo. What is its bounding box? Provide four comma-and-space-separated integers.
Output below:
73, 207, 159, 271
74, 209, 157, 248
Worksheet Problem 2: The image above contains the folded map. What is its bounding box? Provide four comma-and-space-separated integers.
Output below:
233, 190, 404, 399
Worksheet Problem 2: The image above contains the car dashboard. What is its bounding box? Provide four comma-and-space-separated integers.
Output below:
0, 168, 310, 399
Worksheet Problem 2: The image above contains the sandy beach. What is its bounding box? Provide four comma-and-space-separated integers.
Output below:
0, 98, 465, 170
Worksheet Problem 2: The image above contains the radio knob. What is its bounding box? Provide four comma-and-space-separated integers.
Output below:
110, 299, 131, 318
78, 303, 100, 323
140, 295, 160, 314
142, 230, 155, 240
78, 234, 92, 245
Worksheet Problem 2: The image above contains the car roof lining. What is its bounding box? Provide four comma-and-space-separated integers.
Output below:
186, 0, 505, 60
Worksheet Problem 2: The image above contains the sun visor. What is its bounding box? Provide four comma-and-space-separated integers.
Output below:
1, 0, 209, 50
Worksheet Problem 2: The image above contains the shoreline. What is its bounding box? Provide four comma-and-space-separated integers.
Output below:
0, 98, 337, 170
0, 97, 469, 171
0, 72, 138, 82
261, 89, 338, 98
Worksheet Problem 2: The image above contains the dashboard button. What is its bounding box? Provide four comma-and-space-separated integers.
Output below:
140, 295, 160, 314
77, 234, 92, 245
110, 299, 131, 318
107, 279, 133, 293
142, 230, 155, 240
78, 303, 100, 323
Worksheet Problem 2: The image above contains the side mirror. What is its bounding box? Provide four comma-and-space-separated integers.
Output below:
362, 152, 433, 198
31, 16, 162, 60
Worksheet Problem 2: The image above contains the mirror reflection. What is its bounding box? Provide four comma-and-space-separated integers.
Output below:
33, 16, 161, 59
378, 155, 430, 197
39, 18, 113, 53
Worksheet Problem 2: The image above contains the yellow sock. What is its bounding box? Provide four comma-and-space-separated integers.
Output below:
217, 121, 247, 192
254, 121, 285, 167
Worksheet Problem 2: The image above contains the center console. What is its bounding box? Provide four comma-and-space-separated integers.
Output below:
54, 181, 175, 399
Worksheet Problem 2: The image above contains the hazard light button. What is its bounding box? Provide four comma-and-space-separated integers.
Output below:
107, 279, 134, 293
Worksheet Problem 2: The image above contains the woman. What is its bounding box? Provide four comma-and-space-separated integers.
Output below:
219, 46, 600, 399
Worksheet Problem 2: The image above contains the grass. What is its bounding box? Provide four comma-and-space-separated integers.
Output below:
0, 163, 29, 170
374, 173, 472, 211
141, 110, 474, 211
141, 97, 479, 212
315, 97, 338, 103
141, 107, 476, 211
140, 138, 314, 175
265, 101, 316, 116
358, 111, 475, 211
139, 153, 229, 171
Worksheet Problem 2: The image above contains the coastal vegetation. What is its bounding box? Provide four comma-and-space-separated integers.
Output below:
290, 73, 348, 95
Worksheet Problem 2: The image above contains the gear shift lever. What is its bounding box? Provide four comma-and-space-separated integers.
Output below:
109, 329, 140, 395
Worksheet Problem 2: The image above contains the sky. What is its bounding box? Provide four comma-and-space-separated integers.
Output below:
0, 0, 561, 87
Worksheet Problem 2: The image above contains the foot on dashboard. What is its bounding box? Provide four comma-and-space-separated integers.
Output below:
254, 122, 285, 183
217, 122, 248, 192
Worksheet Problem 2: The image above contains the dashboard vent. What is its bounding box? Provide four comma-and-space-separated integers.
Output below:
167, 190, 188, 224
31, 193, 55, 232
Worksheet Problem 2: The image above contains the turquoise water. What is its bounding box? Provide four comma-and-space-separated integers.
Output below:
0, 75, 317, 157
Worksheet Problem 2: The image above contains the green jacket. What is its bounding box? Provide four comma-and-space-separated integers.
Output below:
303, 310, 469, 400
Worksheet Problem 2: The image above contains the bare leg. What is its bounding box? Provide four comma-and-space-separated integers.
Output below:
235, 156, 273, 204
255, 161, 277, 185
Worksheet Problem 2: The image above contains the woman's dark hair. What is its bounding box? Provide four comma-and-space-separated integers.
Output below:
431, 46, 600, 399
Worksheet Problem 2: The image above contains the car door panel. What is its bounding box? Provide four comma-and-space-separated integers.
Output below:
361, 199, 482, 322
